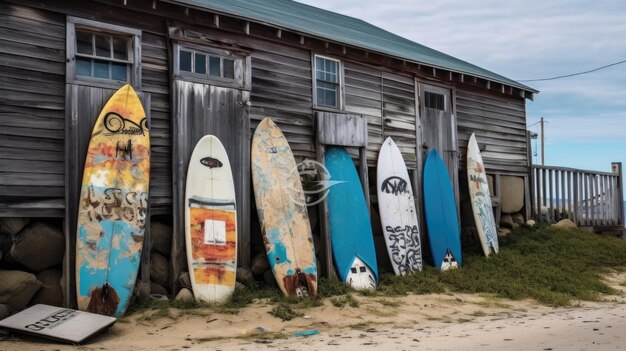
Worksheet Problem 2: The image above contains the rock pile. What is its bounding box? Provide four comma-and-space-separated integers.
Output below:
0, 218, 64, 316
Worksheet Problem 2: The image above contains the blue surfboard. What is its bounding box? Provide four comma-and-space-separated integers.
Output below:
325, 147, 378, 289
423, 149, 462, 270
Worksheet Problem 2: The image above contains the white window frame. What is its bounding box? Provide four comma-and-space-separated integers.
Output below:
66, 17, 141, 89
173, 43, 246, 89
313, 54, 344, 110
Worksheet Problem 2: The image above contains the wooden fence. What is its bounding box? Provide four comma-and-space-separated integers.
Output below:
531, 163, 624, 228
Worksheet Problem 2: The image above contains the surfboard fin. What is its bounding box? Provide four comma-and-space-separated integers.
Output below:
87, 282, 120, 317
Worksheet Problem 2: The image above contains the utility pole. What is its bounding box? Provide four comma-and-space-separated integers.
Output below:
539, 117, 546, 166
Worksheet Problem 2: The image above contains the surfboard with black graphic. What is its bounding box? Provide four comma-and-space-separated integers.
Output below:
185, 135, 237, 302
75, 84, 150, 317
377, 137, 423, 275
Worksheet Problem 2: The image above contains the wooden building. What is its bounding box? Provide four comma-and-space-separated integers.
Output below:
0, 0, 538, 300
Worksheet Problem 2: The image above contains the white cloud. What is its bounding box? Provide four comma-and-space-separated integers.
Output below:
298, 0, 626, 143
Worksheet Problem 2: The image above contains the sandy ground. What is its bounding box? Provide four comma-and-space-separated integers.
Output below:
1, 272, 625, 351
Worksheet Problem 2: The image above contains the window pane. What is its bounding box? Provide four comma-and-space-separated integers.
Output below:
94, 59, 110, 79
194, 53, 206, 74
325, 87, 337, 107
223, 59, 234, 79
113, 37, 128, 60
317, 81, 338, 108
209, 56, 220, 76
76, 31, 93, 55
95, 35, 111, 58
425, 91, 445, 110
316, 57, 339, 83
76, 57, 92, 77
315, 57, 324, 80
180, 50, 192, 72
111, 63, 128, 81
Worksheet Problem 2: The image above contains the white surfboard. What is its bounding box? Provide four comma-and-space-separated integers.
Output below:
467, 133, 499, 256
376, 137, 423, 275
185, 135, 237, 302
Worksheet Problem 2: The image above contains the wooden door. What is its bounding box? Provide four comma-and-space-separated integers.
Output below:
418, 83, 459, 208
172, 80, 250, 291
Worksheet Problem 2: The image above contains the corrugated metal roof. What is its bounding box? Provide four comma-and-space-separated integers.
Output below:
171, 0, 538, 93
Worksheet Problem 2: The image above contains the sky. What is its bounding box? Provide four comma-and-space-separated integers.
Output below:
297, 0, 626, 176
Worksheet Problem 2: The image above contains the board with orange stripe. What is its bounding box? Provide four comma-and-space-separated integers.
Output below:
185, 135, 237, 302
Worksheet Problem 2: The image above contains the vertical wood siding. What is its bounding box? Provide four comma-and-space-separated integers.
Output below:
456, 90, 528, 175
0, 3, 66, 216
142, 32, 172, 213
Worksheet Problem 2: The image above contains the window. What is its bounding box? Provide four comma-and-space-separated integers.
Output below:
67, 17, 141, 87
314, 55, 341, 109
75, 31, 132, 81
175, 45, 243, 87
424, 91, 445, 110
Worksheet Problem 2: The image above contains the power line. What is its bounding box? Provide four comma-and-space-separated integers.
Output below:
517, 58, 626, 82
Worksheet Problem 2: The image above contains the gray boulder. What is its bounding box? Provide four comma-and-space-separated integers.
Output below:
500, 176, 524, 214
0, 304, 9, 320
175, 288, 193, 301
236, 267, 254, 284
10, 222, 64, 271
150, 282, 169, 296
31, 269, 63, 307
0, 218, 30, 236
0, 270, 42, 311
512, 213, 525, 225
150, 252, 169, 287
500, 214, 514, 229
262, 269, 278, 288
178, 271, 191, 289
250, 252, 270, 276
552, 219, 576, 229
150, 222, 172, 257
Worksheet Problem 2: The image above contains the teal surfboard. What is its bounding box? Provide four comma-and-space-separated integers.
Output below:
423, 149, 462, 270
325, 147, 377, 289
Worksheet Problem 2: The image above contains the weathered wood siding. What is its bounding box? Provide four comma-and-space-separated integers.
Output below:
0, 3, 66, 216
142, 31, 172, 213
0, 1, 173, 215
456, 90, 528, 175
382, 72, 416, 168
250, 47, 314, 160
344, 62, 417, 168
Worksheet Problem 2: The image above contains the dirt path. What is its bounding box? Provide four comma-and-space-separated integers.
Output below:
2, 272, 624, 351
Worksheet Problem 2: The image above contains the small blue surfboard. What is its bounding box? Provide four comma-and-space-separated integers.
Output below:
325, 147, 378, 289
423, 149, 462, 270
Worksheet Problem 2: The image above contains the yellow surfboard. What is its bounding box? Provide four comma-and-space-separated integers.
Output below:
75, 84, 150, 317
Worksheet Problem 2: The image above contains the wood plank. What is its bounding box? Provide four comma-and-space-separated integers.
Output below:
317, 112, 368, 147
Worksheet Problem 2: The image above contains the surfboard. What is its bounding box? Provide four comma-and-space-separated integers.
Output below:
377, 137, 423, 275
76, 84, 150, 317
325, 146, 378, 289
423, 148, 462, 270
467, 133, 499, 256
251, 118, 317, 298
185, 135, 237, 302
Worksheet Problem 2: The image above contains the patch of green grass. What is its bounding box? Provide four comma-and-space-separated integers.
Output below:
127, 226, 626, 318
329, 294, 359, 308
377, 226, 626, 306
317, 277, 353, 297
268, 303, 304, 321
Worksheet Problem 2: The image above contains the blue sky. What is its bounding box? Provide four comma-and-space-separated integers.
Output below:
298, 0, 626, 176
